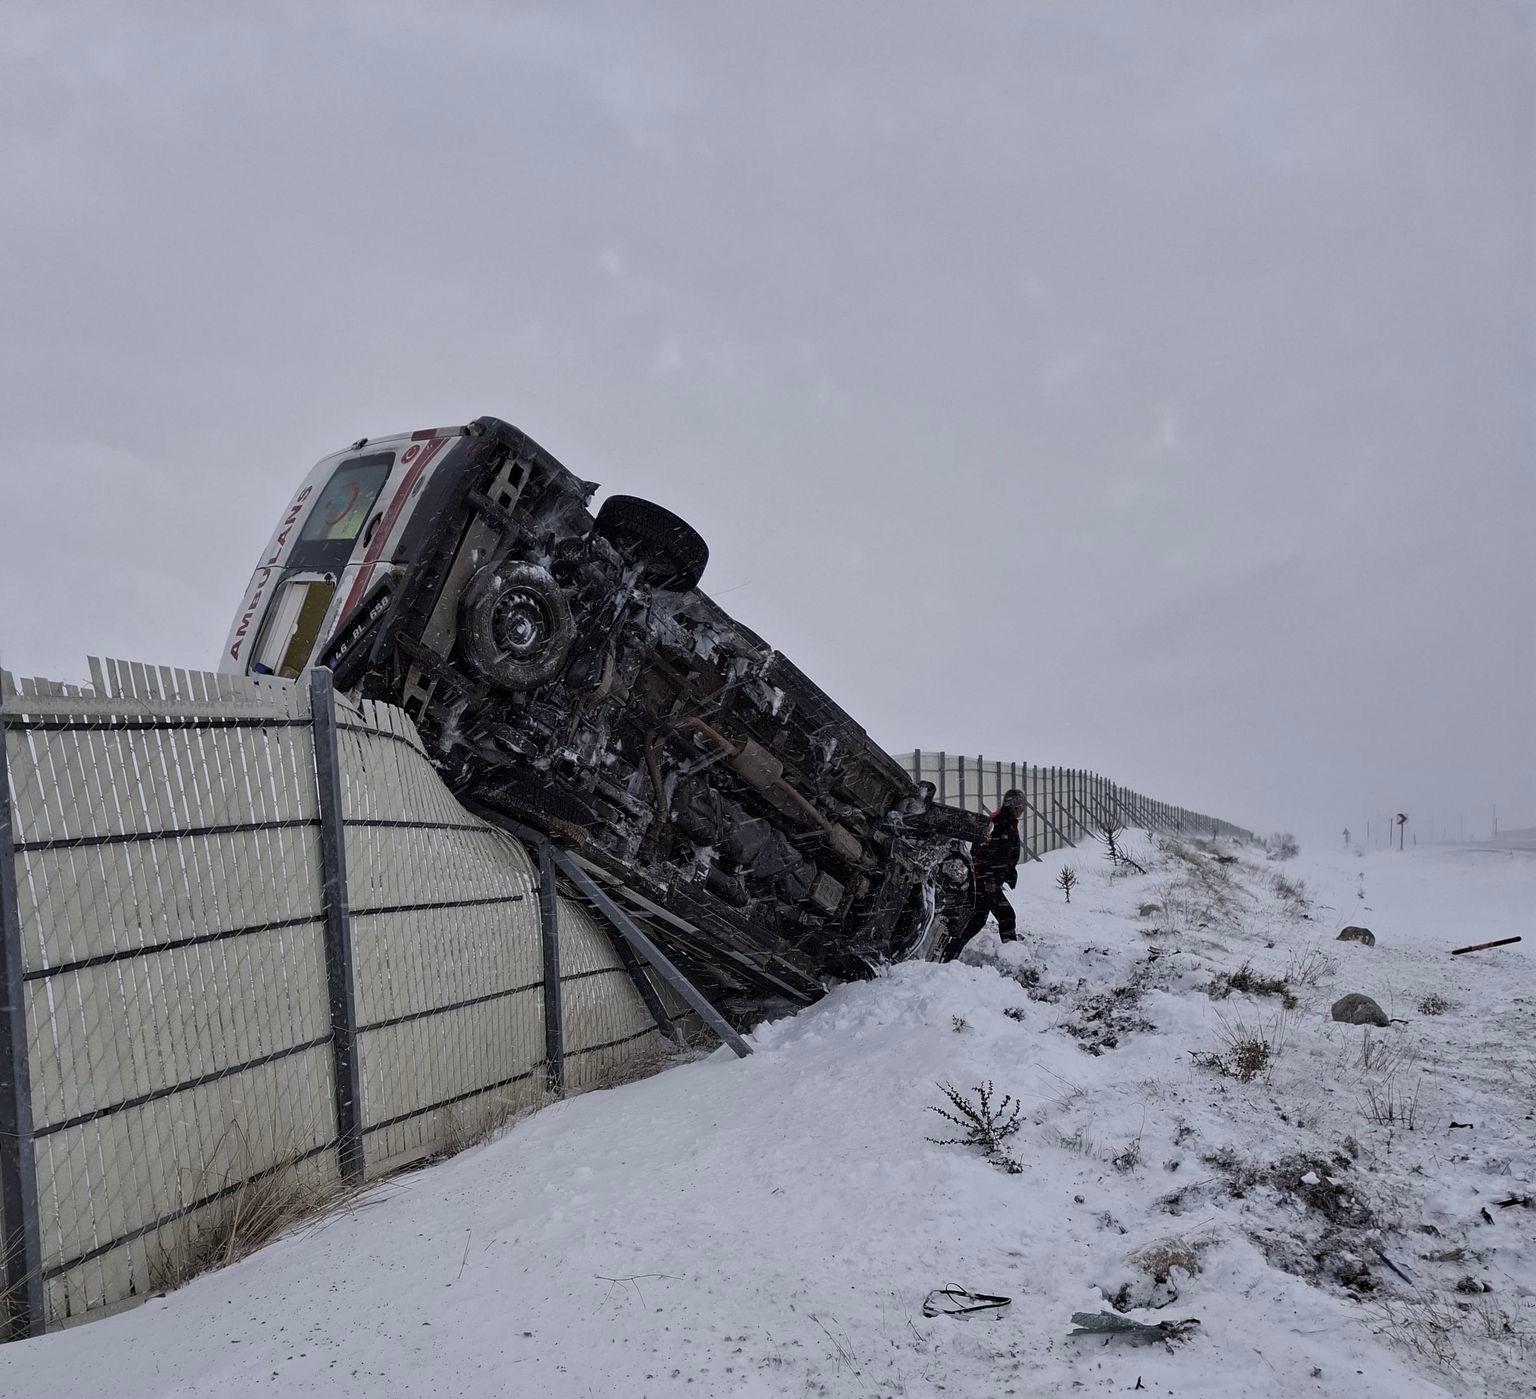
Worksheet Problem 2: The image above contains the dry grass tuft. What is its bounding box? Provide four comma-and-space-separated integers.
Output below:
1355, 1027, 1414, 1078
1209, 960, 1298, 1009
1194, 1007, 1292, 1084
1131, 1233, 1209, 1286
1364, 1293, 1464, 1370
1271, 871, 1308, 909
153, 1123, 362, 1293
1361, 1073, 1427, 1131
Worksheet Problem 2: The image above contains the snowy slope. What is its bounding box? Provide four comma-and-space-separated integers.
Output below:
2, 838, 1531, 1398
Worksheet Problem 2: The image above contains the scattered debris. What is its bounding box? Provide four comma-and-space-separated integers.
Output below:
1450, 936, 1521, 956
1208, 961, 1298, 1009
1336, 926, 1376, 947
1376, 1250, 1416, 1285
1068, 1311, 1200, 1345
1331, 993, 1389, 1027
1448, 1121, 1474, 1130
1495, 1195, 1532, 1210
921, 1286, 1011, 1318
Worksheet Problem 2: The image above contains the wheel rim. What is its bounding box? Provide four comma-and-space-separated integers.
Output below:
491, 586, 555, 662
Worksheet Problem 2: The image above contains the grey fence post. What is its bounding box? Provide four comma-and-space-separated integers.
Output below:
309, 668, 365, 1184
0, 684, 45, 1341
537, 842, 564, 1096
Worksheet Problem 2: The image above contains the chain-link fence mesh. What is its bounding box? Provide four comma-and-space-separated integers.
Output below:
2, 664, 1249, 1338
2, 663, 335, 1327
1, 660, 687, 1336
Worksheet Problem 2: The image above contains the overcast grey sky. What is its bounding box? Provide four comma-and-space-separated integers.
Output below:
2, 1, 1531, 840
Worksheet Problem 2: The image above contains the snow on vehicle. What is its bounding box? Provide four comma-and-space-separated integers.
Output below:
223, 416, 983, 1003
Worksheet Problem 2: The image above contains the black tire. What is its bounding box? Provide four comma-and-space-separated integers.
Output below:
593, 495, 709, 591
458, 561, 574, 691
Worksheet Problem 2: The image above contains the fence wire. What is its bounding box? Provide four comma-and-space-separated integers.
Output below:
2, 665, 1246, 1339
0, 660, 685, 1336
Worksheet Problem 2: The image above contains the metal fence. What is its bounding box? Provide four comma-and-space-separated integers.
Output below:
0, 662, 1253, 1342
0, 659, 689, 1340
899, 751, 1253, 857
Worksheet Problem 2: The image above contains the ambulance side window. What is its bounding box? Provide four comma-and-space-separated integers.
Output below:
288, 453, 393, 571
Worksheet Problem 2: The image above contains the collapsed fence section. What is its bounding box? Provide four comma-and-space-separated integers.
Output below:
901, 751, 1253, 858
1, 660, 687, 1340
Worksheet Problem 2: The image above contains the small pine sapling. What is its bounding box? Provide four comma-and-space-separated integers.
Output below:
1056, 865, 1078, 903
1092, 815, 1147, 875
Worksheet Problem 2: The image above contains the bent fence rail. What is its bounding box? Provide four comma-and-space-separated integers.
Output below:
0, 659, 686, 1340
897, 751, 1253, 856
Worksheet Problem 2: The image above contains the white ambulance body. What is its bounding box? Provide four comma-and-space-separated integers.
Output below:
221, 426, 468, 679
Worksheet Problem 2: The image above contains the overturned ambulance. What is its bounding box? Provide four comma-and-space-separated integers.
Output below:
223, 416, 982, 1003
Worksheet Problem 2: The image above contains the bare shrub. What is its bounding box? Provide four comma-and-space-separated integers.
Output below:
1267, 832, 1300, 861
1285, 943, 1339, 988
928, 1080, 1024, 1172
1417, 993, 1451, 1016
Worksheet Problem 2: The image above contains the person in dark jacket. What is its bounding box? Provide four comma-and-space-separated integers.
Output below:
942, 789, 1024, 960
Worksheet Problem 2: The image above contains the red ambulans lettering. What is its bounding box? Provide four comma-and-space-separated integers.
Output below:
229, 486, 313, 661
229, 567, 272, 659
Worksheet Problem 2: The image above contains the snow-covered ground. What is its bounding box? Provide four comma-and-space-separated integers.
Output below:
4, 837, 1532, 1397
